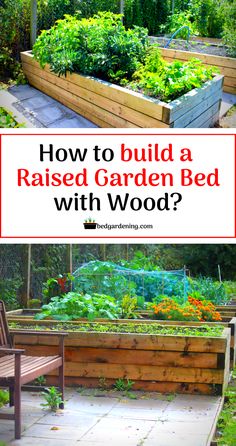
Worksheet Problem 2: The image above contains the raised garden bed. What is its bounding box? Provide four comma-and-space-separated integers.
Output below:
7, 309, 236, 371
10, 321, 230, 395
21, 51, 223, 129
159, 47, 236, 94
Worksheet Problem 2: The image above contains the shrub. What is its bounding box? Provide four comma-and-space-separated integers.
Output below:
0, 107, 25, 128
33, 12, 148, 81
0, 389, 9, 408
75, 0, 119, 18
160, 11, 198, 39
190, 0, 224, 38
221, 0, 236, 57
188, 277, 226, 304
0, 0, 30, 80
124, 0, 169, 35
0, 278, 22, 310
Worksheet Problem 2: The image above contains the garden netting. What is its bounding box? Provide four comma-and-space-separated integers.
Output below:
73, 261, 188, 302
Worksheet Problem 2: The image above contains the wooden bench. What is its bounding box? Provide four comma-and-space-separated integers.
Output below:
0, 300, 67, 439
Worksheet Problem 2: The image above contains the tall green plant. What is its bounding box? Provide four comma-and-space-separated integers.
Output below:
33, 12, 148, 81
190, 0, 224, 38
0, 0, 30, 80
221, 0, 236, 57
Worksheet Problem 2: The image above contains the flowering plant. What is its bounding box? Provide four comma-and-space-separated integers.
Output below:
152, 296, 222, 322
188, 296, 222, 322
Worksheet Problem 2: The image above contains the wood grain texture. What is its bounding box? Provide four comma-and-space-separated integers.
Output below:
21, 51, 223, 128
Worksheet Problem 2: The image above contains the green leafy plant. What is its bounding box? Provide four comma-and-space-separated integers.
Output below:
216, 366, 236, 445
98, 376, 108, 390
28, 299, 41, 309
0, 389, 9, 408
160, 11, 198, 38
34, 375, 46, 386
190, 0, 224, 38
114, 378, 134, 392
42, 273, 74, 304
0, 277, 22, 310
132, 51, 217, 102
35, 292, 121, 321
33, 12, 148, 81
220, 0, 236, 57
10, 321, 225, 338
120, 295, 138, 319
0, 107, 25, 128
41, 387, 63, 411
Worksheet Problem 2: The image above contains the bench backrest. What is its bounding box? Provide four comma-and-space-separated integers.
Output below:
0, 300, 12, 348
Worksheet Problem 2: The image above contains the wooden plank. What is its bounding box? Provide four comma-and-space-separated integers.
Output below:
217, 306, 236, 311
168, 75, 223, 123
22, 61, 169, 128
13, 330, 228, 353
46, 375, 216, 394
200, 112, 220, 128
173, 90, 222, 128
24, 71, 140, 129
21, 51, 224, 127
21, 52, 166, 121
224, 85, 236, 94
184, 101, 220, 128
16, 345, 218, 369
160, 48, 236, 70
48, 362, 224, 384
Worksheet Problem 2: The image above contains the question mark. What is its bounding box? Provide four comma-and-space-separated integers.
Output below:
170, 193, 182, 211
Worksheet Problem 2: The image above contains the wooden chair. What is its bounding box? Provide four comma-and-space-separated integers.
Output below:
0, 300, 67, 439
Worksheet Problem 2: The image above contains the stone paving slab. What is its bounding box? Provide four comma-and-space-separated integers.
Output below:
1, 84, 236, 129
0, 85, 97, 128
0, 389, 222, 446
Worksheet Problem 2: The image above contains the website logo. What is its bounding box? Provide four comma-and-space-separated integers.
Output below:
83, 218, 97, 230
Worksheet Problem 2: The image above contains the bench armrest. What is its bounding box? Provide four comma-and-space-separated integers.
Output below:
0, 347, 25, 356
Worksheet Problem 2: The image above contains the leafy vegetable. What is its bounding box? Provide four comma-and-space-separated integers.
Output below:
35, 292, 121, 321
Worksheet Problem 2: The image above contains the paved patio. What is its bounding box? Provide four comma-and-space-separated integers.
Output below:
0, 84, 236, 128
0, 389, 221, 446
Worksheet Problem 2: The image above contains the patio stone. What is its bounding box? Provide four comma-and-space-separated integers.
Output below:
11, 438, 79, 446
66, 394, 118, 415
8, 85, 40, 101
21, 94, 57, 110
80, 417, 155, 443
143, 433, 208, 446
47, 117, 97, 128
0, 389, 223, 445
23, 422, 97, 441
41, 410, 100, 427
28, 104, 66, 126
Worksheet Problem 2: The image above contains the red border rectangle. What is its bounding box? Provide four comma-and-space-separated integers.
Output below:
0, 132, 235, 239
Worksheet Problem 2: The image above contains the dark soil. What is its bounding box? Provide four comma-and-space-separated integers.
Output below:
150, 36, 231, 58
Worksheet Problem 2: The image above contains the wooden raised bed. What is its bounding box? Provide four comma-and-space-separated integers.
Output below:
161, 48, 236, 94
21, 51, 223, 128
11, 324, 230, 395
7, 310, 236, 370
